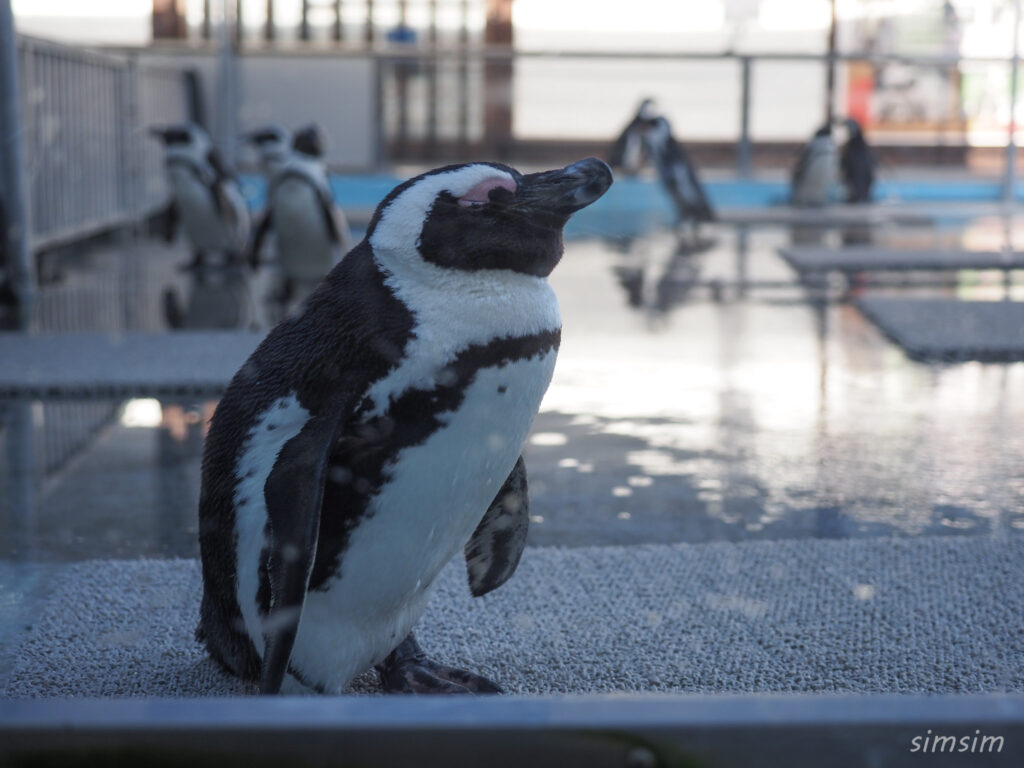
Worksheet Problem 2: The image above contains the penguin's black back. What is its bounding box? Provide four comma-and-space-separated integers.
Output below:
841, 135, 875, 203
196, 242, 414, 678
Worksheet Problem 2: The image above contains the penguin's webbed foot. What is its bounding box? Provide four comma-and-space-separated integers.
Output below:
376, 634, 502, 695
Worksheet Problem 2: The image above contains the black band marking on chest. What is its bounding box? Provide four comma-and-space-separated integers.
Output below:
309, 328, 560, 591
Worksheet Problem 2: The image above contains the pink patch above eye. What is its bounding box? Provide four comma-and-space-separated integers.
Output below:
457, 176, 517, 206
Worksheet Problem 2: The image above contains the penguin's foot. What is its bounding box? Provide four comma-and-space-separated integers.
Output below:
376, 634, 502, 695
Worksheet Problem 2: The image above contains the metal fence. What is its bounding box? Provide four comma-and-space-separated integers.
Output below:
18, 35, 189, 253
2, 35, 193, 496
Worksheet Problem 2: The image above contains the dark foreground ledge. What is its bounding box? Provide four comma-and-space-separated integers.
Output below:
2, 694, 1022, 767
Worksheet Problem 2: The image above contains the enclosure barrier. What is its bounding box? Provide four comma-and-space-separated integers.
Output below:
1, 34, 193, 497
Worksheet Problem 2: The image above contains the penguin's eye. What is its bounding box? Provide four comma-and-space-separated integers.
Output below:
456, 177, 517, 208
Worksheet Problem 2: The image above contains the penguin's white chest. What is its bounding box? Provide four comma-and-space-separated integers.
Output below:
168, 168, 228, 249
272, 180, 337, 278
288, 348, 557, 691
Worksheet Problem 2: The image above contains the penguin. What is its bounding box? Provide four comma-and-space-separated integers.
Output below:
790, 122, 839, 207
839, 117, 876, 204
609, 98, 658, 176
197, 157, 614, 695
610, 100, 714, 240
245, 125, 292, 176
248, 124, 354, 319
150, 123, 251, 269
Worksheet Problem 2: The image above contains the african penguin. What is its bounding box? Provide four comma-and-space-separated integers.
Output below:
248, 124, 354, 319
610, 99, 714, 240
610, 98, 659, 176
150, 123, 250, 269
197, 158, 613, 695
790, 122, 839, 207
840, 118, 876, 204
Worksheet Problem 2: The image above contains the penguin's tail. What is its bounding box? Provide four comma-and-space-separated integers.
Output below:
196, 593, 262, 682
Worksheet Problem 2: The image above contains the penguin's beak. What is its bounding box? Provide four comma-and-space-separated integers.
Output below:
148, 126, 168, 142
515, 158, 613, 218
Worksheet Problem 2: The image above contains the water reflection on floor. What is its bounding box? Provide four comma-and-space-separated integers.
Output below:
3, 214, 1024, 561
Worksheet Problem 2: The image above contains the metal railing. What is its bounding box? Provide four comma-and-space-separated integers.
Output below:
17, 35, 189, 253
374, 48, 1018, 173
1, 34, 194, 496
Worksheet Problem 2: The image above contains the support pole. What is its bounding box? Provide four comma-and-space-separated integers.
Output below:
215, 0, 238, 165
264, 0, 275, 42
300, 0, 310, 42
0, 0, 32, 330
333, 0, 343, 43
483, 0, 513, 159
1005, 0, 1021, 203
738, 56, 752, 177
825, 0, 837, 125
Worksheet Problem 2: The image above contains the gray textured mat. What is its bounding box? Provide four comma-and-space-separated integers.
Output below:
779, 246, 1024, 274
3, 536, 1022, 697
857, 297, 1024, 362
0, 331, 263, 397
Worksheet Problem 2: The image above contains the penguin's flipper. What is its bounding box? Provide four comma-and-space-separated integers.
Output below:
464, 455, 530, 598
157, 200, 179, 243
259, 404, 348, 694
248, 210, 273, 270
315, 187, 342, 244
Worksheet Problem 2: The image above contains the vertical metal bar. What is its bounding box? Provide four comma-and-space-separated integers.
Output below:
215, 0, 238, 165
373, 55, 385, 166
738, 56, 752, 177
1005, 0, 1021, 203
300, 0, 310, 42
202, 0, 212, 41
365, 0, 375, 45
235, 0, 244, 47
0, 0, 31, 329
264, 0, 275, 42
825, 0, 837, 125
333, 0, 343, 43
457, 0, 469, 154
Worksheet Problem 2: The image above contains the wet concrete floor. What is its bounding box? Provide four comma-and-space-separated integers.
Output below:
2, 214, 1024, 562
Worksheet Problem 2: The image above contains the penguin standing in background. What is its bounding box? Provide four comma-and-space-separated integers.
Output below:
248, 125, 354, 319
197, 158, 613, 695
245, 125, 292, 176
790, 123, 839, 207
840, 118, 877, 203
610, 100, 715, 241
609, 98, 658, 176
150, 123, 251, 269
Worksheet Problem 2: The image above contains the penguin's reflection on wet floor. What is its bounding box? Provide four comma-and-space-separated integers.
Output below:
158, 258, 258, 555
611, 231, 723, 323
162, 260, 260, 331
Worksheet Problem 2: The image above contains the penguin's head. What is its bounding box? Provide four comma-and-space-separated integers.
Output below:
244, 125, 290, 167
637, 98, 659, 121
149, 122, 209, 150
813, 122, 833, 139
367, 158, 613, 278
291, 124, 325, 158
843, 117, 863, 138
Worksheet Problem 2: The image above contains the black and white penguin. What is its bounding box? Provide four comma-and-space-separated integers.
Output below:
197, 158, 613, 695
611, 99, 714, 238
790, 122, 839, 207
248, 124, 354, 318
245, 124, 292, 176
839, 118, 876, 203
150, 123, 250, 268
609, 98, 658, 176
